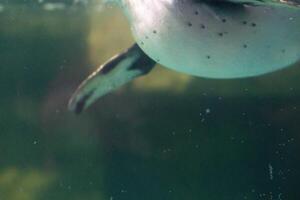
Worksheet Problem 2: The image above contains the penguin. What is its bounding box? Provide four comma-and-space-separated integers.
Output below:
69, 0, 300, 113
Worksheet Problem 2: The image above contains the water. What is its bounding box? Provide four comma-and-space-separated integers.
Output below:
0, 1, 299, 200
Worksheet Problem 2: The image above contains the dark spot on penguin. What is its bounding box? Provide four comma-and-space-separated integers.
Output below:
222, 18, 227, 23
251, 23, 257, 27
141, 41, 144, 45
153, 30, 157, 34
195, 11, 199, 15
128, 47, 156, 75
201, 24, 206, 29
188, 22, 193, 27
218, 32, 224, 37
206, 55, 211, 59
281, 49, 286, 53
156, 59, 160, 62
145, 36, 149, 39
101, 53, 126, 74
242, 21, 247, 25
243, 44, 248, 48
75, 90, 95, 114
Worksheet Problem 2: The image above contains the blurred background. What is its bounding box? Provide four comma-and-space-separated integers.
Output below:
0, 1, 299, 200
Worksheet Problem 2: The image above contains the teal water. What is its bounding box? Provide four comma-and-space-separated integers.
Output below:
0, 2, 299, 200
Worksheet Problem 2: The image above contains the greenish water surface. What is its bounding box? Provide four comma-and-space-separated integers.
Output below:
0, 2, 299, 200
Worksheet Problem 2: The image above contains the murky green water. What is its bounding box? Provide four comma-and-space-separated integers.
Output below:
0, 1, 299, 200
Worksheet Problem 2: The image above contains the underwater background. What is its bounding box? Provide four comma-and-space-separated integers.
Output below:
0, 1, 299, 200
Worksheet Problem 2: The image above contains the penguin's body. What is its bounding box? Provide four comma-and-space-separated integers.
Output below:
125, 0, 300, 78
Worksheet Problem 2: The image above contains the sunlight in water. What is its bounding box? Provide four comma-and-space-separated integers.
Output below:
43, 3, 66, 11
0, 4, 4, 12
0, 168, 56, 200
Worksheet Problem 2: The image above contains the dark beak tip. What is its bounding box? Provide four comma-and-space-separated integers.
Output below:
68, 97, 84, 115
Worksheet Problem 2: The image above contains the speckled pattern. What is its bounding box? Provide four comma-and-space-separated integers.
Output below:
121, 0, 300, 78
